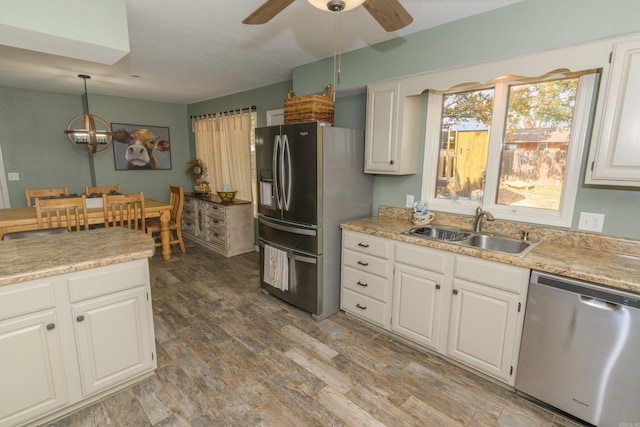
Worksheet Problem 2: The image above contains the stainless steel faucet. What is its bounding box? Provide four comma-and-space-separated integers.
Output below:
473, 206, 495, 232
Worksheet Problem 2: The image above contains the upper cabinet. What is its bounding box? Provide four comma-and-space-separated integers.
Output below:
365, 80, 420, 175
586, 36, 640, 186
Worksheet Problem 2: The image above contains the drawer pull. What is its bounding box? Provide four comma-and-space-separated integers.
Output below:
213, 219, 219, 223
76, 315, 85, 322
356, 281, 368, 287
435, 284, 441, 290
357, 242, 370, 248
355, 303, 367, 310
452, 289, 458, 295
46, 323, 55, 330
357, 260, 369, 266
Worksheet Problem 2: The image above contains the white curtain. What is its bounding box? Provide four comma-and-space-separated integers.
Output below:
192, 111, 253, 202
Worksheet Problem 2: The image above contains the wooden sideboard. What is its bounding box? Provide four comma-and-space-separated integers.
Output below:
181, 193, 254, 257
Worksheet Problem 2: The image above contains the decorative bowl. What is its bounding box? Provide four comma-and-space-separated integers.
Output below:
217, 190, 237, 203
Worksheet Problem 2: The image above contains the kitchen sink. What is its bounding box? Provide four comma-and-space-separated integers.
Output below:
408, 226, 472, 242
405, 226, 539, 257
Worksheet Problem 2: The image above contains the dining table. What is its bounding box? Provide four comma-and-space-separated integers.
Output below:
0, 198, 175, 261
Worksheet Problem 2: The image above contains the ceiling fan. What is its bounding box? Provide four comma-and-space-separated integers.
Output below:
243, 0, 413, 32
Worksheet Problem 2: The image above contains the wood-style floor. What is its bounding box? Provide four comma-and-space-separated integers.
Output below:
46, 242, 583, 427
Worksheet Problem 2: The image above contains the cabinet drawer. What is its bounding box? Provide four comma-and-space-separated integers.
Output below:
205, 214, 225, 228
342, 288, 388, 326
206, 203, 226, 219
0, 279, 55, 321
342, 231, 392, 259
342, 249, 391, 278
395, 242, 449, 273
454, 256, 528, 294
67, 260, 148, 302
342, 266, 389, 302
183, 205, 196, 219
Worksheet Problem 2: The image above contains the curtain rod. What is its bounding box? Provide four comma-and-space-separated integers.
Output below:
190, 105, 256, 119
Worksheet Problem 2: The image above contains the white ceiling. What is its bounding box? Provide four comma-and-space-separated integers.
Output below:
0, 0, 522, 105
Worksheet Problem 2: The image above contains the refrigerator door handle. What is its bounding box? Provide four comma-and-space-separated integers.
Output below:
258, 217, 317, 236
272, 134, 283, 209
282, 134, 292, 211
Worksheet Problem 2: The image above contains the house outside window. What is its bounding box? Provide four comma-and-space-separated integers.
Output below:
422, 71, 599, 227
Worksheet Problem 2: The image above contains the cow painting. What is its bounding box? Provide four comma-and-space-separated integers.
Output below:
112, 124, 172, 170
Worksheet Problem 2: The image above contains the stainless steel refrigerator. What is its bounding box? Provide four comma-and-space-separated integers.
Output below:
256, 121, 372, 320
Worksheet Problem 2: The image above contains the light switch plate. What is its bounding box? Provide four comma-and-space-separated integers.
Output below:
578, 212, 605, 232
7, 172, 19, 181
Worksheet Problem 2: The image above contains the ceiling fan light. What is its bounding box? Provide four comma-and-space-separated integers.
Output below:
307, 0, 366, 12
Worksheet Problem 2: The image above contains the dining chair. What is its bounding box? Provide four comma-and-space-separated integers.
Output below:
85, 184, 121, 197
34, 195, 89, 231
102, 192, 145, 231
145, 185, 186, 252
25, 186, 69, 207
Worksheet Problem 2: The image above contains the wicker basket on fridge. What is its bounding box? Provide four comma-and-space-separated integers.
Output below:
283, 84, 335, 125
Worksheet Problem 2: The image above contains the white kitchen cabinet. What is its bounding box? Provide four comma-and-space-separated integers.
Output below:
586, 36, 640, 186
341, 230, 393, 327
364, 81, 420, 175
0, 280, 68, 427
340, 230, 531, 386
182, 194, 254, 257
447, 255, 529, 386
391, 242, 452, 352
72, 287, 154, 397
0, 259, 156, 427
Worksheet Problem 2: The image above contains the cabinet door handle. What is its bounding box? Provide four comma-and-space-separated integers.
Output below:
452, 289, 458, 295
355, 303, 367, 310
357, 260, 369, 266
390, 160, 395, 165
435, 284, 441, 290
76, 315, 85, 322
356, 281, 368, 287
357, 242, 369, 248
46, 323, 55, 330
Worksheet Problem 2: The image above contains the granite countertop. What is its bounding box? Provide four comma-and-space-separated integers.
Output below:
341, 209, 640, 295
0, 227, 155, 286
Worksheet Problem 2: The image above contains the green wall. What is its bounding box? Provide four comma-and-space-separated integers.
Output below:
3, 0, 640, 239
0, 85, 191, 206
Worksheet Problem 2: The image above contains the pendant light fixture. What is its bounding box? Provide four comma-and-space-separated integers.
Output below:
64, 74, 113, 154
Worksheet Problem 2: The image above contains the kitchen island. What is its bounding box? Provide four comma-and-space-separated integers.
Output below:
0, 228, 157, 427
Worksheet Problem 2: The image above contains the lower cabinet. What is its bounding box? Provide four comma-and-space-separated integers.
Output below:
0, 304, 68, 427
341, 230, 529, 386
0, 259, 156, 427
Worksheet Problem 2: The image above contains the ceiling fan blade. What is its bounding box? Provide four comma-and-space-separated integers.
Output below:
362, 0, 413, 32
243, 0, 295, 24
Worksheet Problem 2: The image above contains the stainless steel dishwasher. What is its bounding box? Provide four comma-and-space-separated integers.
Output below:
516, 271, 640, 427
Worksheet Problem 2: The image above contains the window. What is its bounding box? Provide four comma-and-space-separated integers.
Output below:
422, 71, 598, 227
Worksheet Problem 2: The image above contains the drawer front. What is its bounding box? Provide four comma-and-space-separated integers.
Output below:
206, 203, 226, 220
342, 288, 388, 326
183, 205, 196, 219
205, 213, 225, 229
182, 217, 196, 234
342, 249, 391, 278
395, 242, 449, 273
343, 231, 391, 259
183, 197, 196, 211
342, 266, 389, 302
454, 255, 528, 293
67, 259, 148, 302
0, 279, 56, 320
205, 228, 226, 247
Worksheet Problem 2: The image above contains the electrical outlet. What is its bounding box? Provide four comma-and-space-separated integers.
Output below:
405, 194, 414, 208
578, 212, 605, 232
7, 172, 19, 181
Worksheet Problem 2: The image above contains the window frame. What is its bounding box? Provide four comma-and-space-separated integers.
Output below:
421, 72, 599, 227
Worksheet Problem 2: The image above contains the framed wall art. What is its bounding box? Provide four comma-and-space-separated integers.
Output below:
111, 123, 172, 170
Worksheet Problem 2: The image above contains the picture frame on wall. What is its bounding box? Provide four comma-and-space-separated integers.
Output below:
111, 123, 172, 170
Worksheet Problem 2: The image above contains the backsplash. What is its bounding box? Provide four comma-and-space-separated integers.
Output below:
377, 206, 640, 258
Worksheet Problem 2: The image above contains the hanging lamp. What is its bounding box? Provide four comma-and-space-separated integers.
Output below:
64, 74, 113, 154
307, 0, 365, 12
